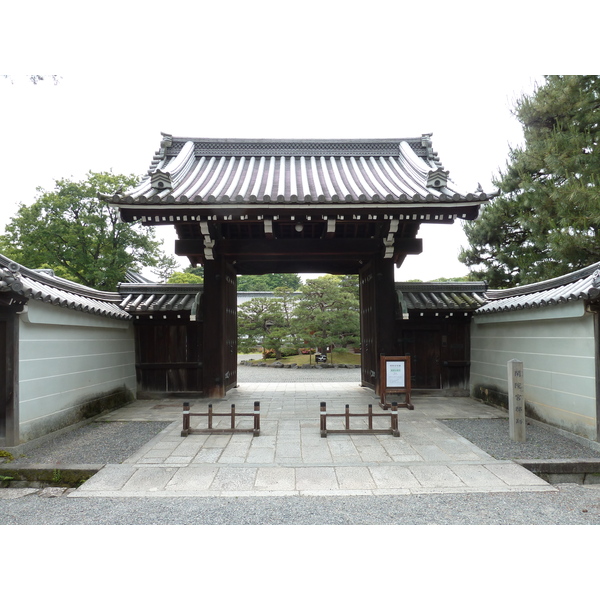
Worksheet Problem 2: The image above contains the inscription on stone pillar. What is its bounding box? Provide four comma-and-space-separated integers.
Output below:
508, 359, 526, 442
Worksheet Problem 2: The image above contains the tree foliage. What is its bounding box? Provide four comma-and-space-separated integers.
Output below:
0, 171, 170, 291
236, 273, 301, 291
167, 265, 205, 283
152, 254, 181, 283
460, 76, 600, 287
237, 290, 296, 358
237, 276, 360, 360
293, 275, 360, 358
167, 271, 203, 284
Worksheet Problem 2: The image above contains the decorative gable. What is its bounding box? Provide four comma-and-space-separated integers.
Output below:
426, 167, 449, 189
151, 169, 172, 191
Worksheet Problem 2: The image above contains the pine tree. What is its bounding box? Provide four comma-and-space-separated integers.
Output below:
460, 76, 600, 287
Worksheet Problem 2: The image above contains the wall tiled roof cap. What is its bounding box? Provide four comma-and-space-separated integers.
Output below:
0, 254, 130, 320
477, 262, 600, 314
395, 282, 488, 311
118, 283, 203, 313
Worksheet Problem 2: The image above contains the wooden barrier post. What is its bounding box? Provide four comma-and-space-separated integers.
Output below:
182, 402, 190, 437
231, 404, 236, 429
368, 404, 373, 430
508, 359, 526, 442
391, 402, 399, 437
320, 402, 327, 437
345, 405, 350, 430
254, 401, 260, 436
208, 404, 213, 430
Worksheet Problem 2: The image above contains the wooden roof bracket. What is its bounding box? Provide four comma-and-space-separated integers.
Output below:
323, 217, 336, 239
264, 218, 274, 239
383, 218, 399, 259
200, 220, 215, 260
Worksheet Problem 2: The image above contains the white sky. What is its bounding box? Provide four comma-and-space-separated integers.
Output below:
1, 2, 596, 282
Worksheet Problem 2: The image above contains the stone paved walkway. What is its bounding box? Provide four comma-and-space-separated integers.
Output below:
69, 383, 554, 498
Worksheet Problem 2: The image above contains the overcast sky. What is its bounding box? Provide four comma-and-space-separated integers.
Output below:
1, 2, 595, 282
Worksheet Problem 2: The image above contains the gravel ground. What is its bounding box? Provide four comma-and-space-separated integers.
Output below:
442, 418, 600, 460
6, 421, 172, 465
1, 485, 600, 525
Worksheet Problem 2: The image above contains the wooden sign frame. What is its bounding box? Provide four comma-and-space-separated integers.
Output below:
380, 355, 414, 410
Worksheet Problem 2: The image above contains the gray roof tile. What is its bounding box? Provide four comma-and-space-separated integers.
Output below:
396, 282, 488, 312
477, 262, 600, 314
117, 283, 202, 313
104, 134, 496, 209
0, 255, 130, 320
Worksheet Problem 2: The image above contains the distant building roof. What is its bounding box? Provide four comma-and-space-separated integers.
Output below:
104, 133, 495, 209
477, 262, 600, 314
396, 282, 488, 312
124, 270, 156, 284
0, 255, 130, 320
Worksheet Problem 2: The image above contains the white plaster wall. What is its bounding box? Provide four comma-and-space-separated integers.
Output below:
17, 301, 136, 441
471, 303, 598, 440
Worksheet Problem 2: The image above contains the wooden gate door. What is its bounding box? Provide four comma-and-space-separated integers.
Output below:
359, 257, 397, 395
202, 257, 238, 398
401, 328, 441, 389
135, 318, 203, 396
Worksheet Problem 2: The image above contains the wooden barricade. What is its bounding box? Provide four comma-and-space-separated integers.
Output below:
319, 402, 399, 438
181, 402, 260, 437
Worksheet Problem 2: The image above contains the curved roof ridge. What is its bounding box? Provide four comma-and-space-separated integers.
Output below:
107, 133, 497, 208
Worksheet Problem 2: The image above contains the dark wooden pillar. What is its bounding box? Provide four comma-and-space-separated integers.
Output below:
359, 256, 397, 396
202, 257, 237, 398
0, 307, 20, 446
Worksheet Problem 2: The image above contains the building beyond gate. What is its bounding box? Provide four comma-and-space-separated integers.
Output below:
105, 133, 492, 398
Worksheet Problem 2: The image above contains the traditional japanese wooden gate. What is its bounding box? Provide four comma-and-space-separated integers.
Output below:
106, 134, 491, 398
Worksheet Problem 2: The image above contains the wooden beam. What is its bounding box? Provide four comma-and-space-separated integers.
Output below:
175, 237, 422, 258
219, 238, 381, 258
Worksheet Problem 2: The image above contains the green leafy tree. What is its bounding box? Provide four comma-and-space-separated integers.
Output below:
237, 295, 295, 359
167, 271, 204, 284
184, 265, 204, 279
460, 75, 600, 287
237, 273, 301, 291
0, 171, 170, 291
152, 254, 180, 283
293, 275, 360, 362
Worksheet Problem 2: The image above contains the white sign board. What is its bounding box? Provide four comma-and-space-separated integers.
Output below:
386, 360, 406, 388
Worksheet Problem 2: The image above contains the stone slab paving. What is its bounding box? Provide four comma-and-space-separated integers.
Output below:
71, 383, 555, 498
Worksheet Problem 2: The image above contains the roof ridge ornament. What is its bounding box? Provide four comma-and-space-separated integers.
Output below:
419, 132, 443, 167
0, 262, 24, 293
426, 167, 450, 189
590, 270, 600, 299
151, 169, 173, 191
